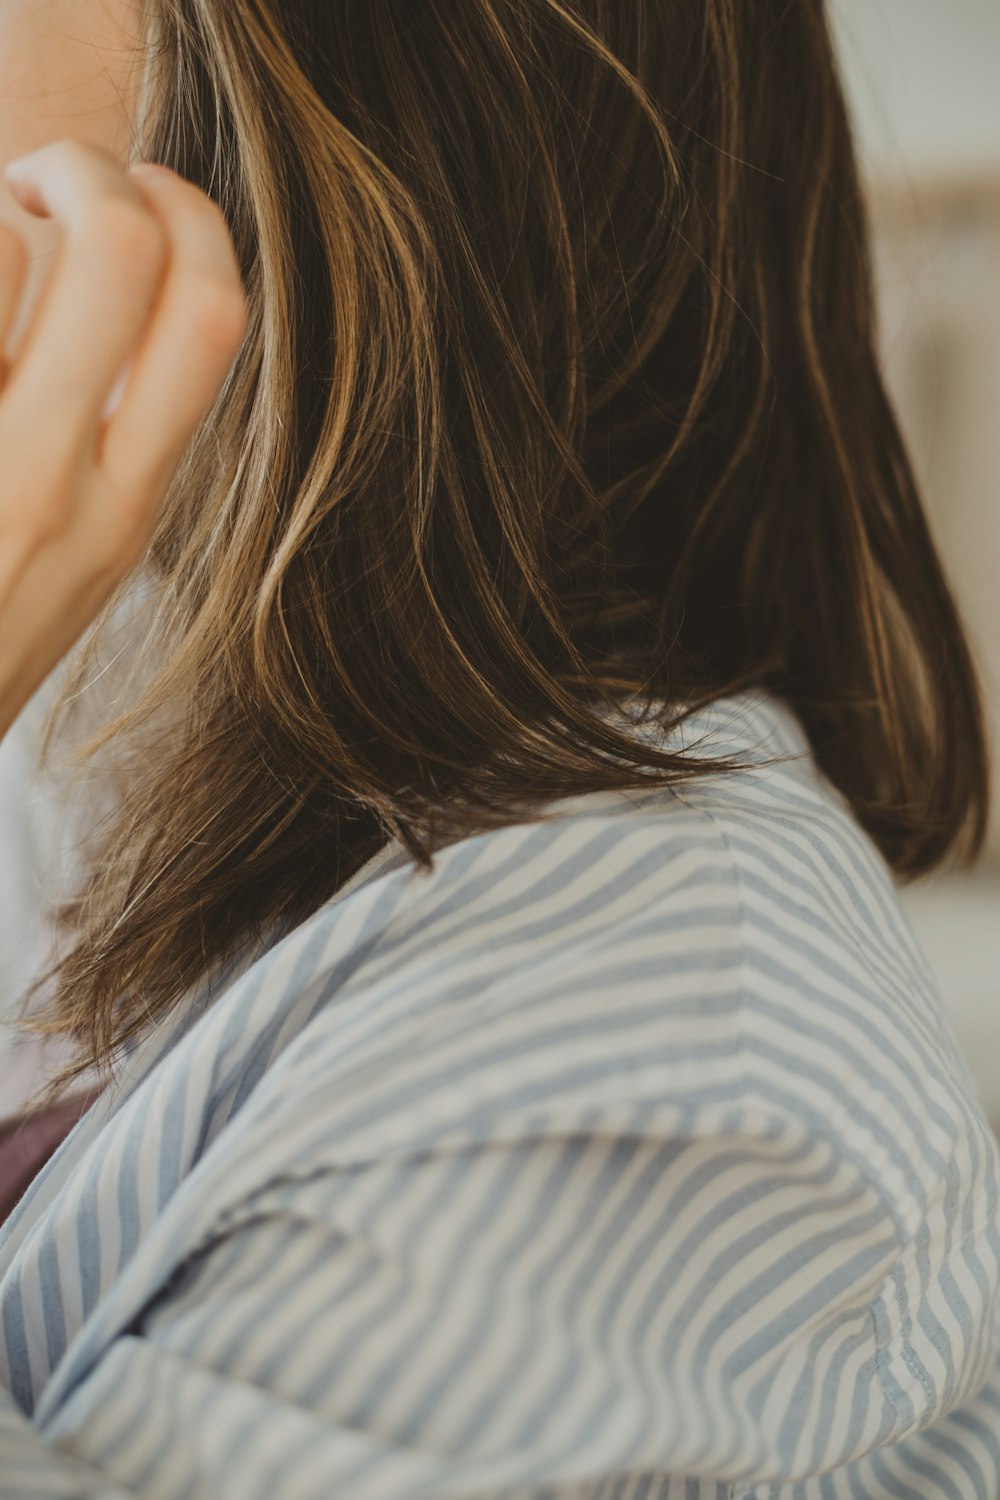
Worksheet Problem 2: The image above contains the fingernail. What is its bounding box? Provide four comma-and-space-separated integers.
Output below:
131, 162, 174, 180
4, 151, 40, 179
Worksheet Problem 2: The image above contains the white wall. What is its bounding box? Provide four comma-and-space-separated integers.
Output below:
829, 0, 1000, 180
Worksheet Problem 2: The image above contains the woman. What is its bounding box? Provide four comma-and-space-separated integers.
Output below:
0, 1, 997, 1495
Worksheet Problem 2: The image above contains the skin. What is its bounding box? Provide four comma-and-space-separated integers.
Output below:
0, 0, 248, 738
0, 0, 148, 357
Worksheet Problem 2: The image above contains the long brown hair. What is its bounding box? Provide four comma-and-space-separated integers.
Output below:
16, 0, 991, 1111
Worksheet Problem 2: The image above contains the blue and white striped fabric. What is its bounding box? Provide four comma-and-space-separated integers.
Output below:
1, 686, 999, 1498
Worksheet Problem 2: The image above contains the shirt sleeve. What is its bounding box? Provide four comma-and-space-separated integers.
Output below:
6, 1100, 987, 1500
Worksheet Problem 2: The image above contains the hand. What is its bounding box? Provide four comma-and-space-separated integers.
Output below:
0, 138, 248, 742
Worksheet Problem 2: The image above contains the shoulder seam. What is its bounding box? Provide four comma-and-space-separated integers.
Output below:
668, 780, 914, 1250
665, 780, 929, 1434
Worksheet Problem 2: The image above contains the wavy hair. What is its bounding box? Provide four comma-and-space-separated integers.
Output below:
17, 0, 991, 1111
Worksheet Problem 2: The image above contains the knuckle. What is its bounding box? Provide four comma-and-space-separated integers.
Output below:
185, 278, 249, 353
80, 199, 167, 273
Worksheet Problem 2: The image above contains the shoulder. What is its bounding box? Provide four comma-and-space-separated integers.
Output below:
110, 695, 1000, 1480
225, 691, 978, 1189
667, 723, 998, 1230
230, 783, 749, 1156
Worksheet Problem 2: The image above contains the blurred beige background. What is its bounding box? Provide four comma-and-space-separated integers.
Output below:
830, 0, 1000, 1125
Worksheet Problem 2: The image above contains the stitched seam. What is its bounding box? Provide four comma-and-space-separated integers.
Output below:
670, 779, 926, 1440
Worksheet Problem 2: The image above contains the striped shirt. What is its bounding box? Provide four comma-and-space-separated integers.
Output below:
1, 686, 999, 1498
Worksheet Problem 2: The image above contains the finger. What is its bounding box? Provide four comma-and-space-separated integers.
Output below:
97, 163, 248, 496
1, 138, 169, 439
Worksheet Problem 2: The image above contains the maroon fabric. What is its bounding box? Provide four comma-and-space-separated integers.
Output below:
0, 1088, 102, 1229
